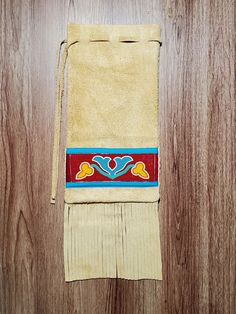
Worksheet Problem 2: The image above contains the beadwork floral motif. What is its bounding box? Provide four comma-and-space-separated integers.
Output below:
66, 148, 158, 188
76, 155, 149, 180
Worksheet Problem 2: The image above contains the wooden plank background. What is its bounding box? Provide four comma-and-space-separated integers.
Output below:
0, 0, 235, 313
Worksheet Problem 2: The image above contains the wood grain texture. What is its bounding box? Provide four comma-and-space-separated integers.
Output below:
0, 0, 235, 313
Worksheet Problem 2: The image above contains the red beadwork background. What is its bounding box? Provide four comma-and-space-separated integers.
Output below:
66, 153, 158, 182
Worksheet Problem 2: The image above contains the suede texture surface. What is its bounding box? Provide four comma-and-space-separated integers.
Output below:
65, 24, 161, 203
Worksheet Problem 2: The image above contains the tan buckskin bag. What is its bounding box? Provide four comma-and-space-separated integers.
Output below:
51, 24, 162, 281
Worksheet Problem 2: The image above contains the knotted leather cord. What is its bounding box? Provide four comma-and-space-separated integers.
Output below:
51, 40, 68, 204
51, 40, 80, 204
